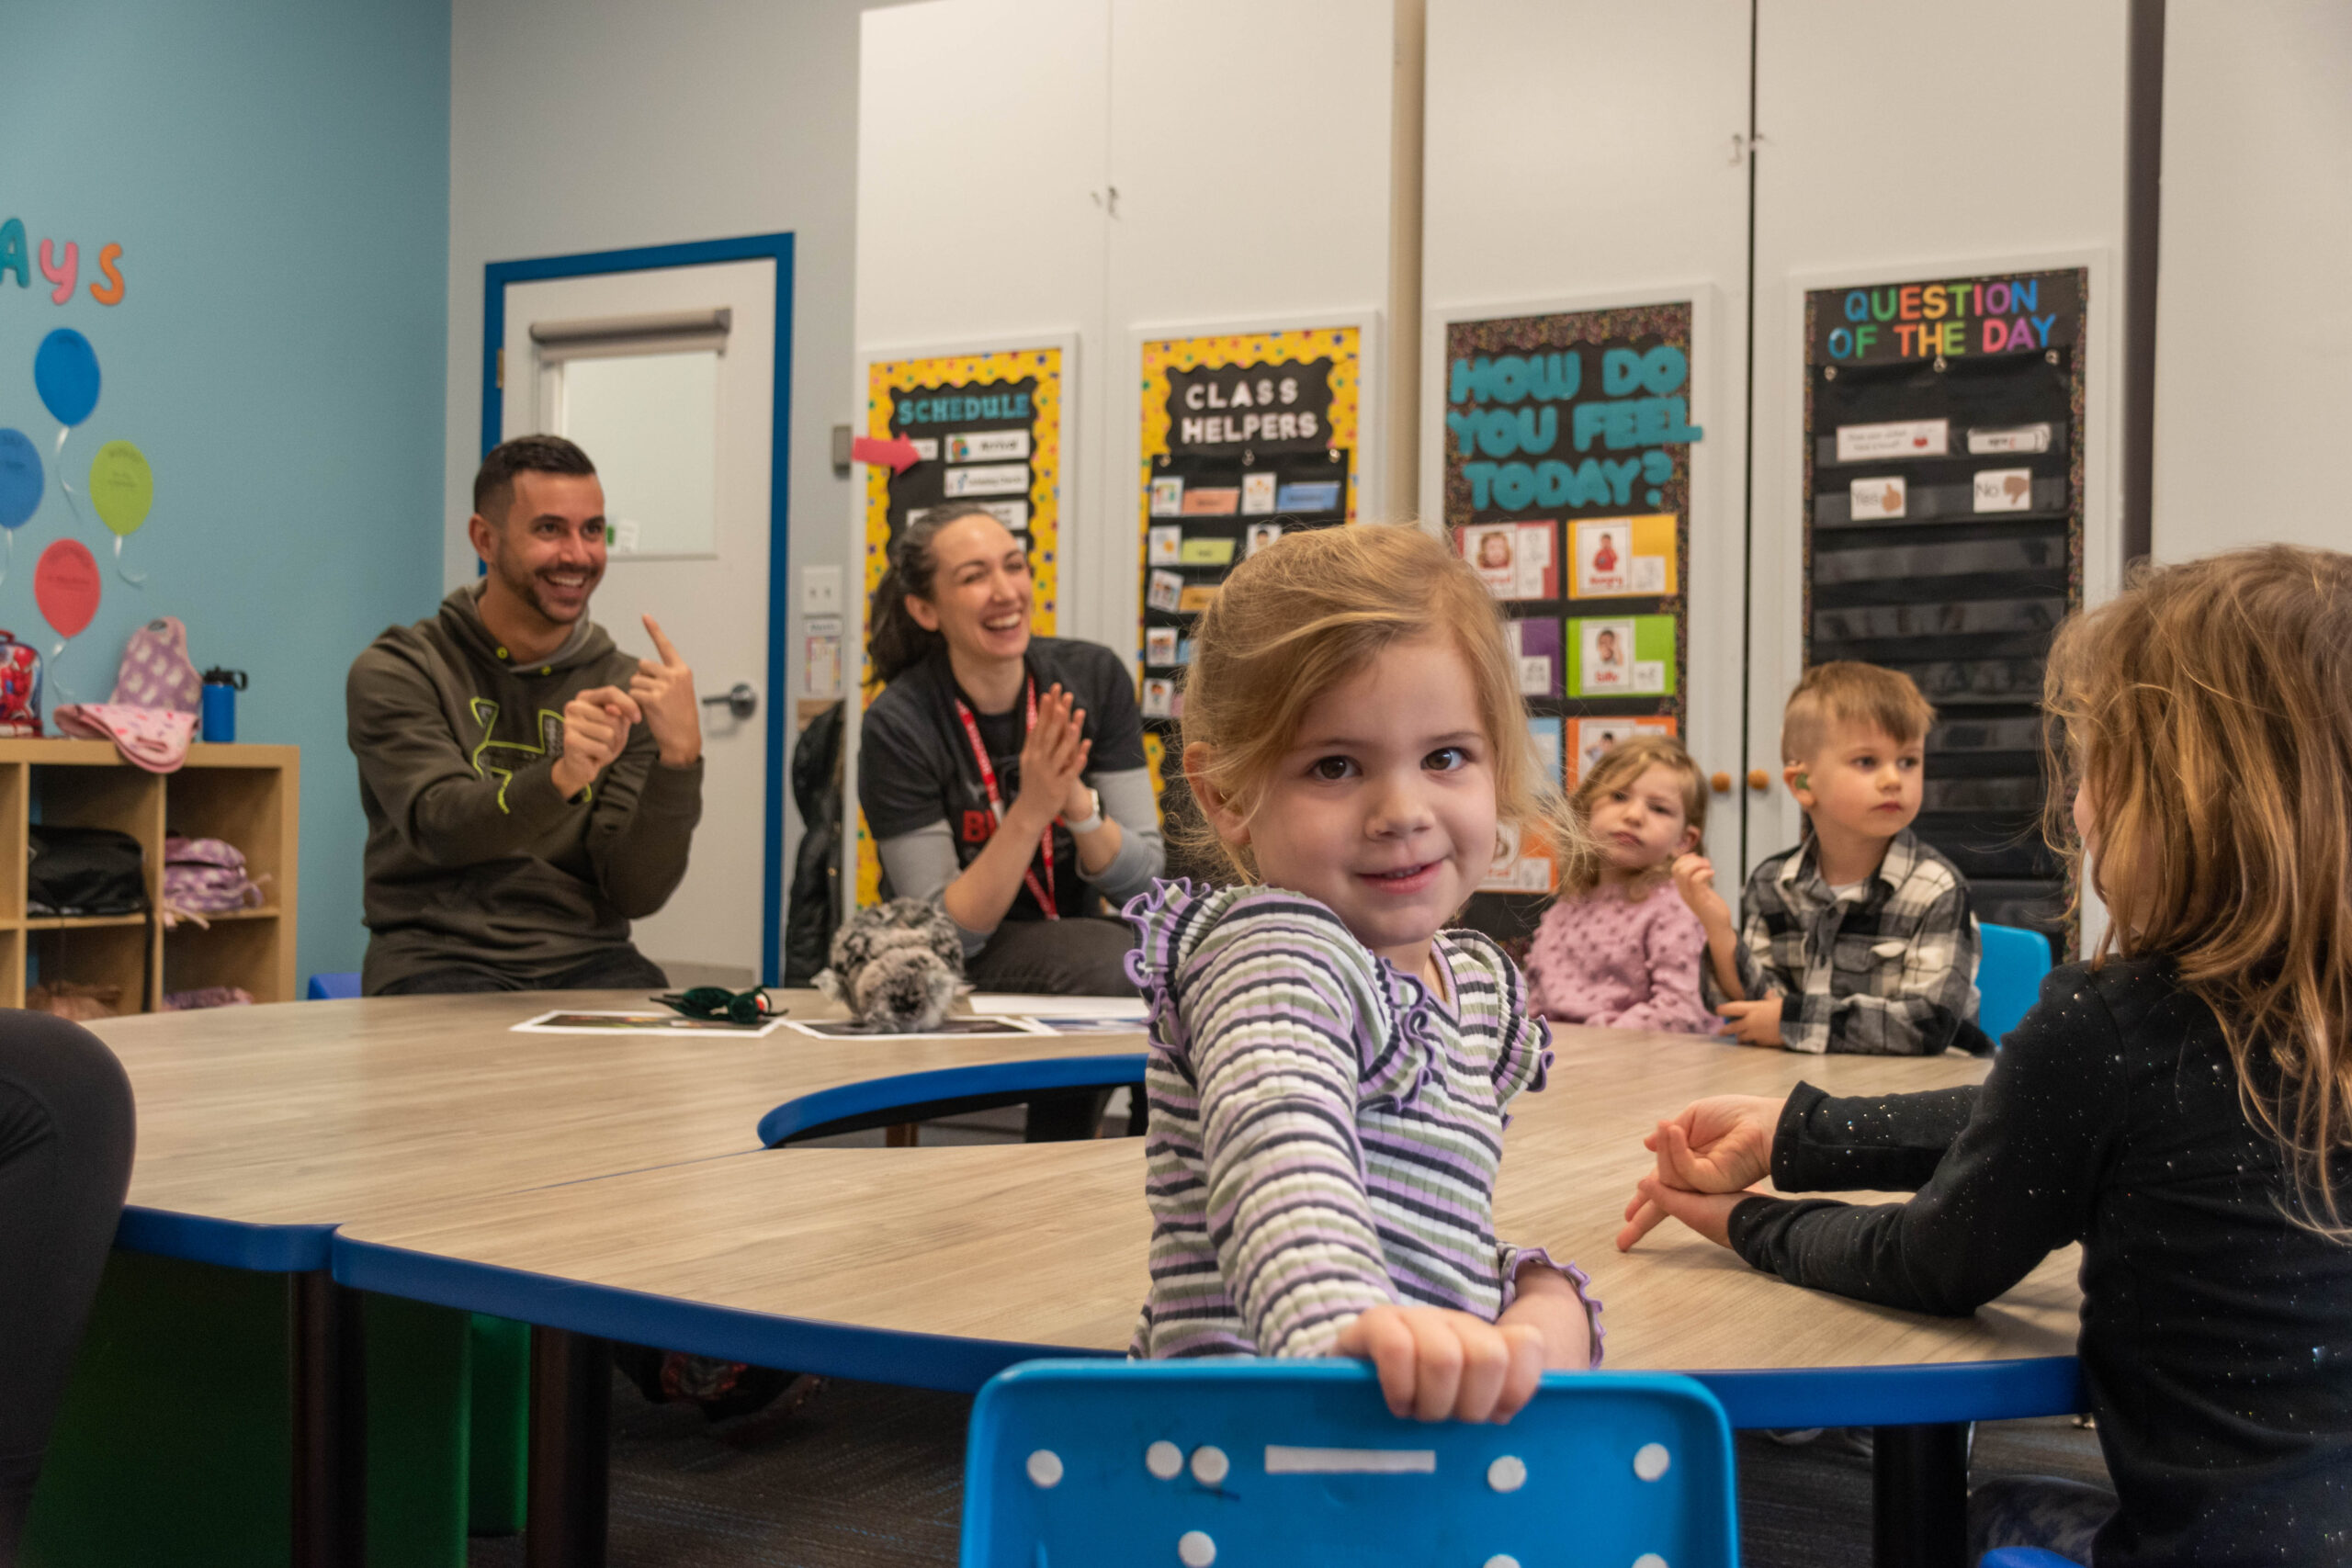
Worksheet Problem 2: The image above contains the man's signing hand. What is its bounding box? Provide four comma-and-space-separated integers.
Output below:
552, 686, 641, 797
630, 616, 701, 767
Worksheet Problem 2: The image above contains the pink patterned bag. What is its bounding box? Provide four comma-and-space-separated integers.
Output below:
113, 616, 201, 714
161, 834, 269, 927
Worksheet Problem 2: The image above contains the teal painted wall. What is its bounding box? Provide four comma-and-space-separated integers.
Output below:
0, 1, 450, 981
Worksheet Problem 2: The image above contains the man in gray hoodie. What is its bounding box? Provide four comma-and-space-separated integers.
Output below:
347, 435, 704, 994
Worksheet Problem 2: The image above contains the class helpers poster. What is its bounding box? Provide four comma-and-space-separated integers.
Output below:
1136, 325, 1362, 807
857, 344, 1066, 904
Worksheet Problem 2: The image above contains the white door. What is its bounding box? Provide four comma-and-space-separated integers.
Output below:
501, 258, 775, 980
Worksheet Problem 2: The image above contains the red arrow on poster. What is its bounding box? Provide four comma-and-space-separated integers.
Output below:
850, 434, 922, 473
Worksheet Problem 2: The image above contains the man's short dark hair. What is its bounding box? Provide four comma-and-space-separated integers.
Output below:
473, 434, 596, 525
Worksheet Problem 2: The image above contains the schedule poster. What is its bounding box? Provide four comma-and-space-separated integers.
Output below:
857, 344, 1068, 904
1440, 302, 1702, 931
1136, 325, 1363, 864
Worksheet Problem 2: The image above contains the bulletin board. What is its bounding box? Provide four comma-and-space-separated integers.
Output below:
1803, 269, 2086, 946
1437, 302, 1702, 942
854, 338, 1074, 906
1134, 321, 1367, 859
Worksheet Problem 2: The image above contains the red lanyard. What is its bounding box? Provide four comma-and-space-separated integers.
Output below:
952, 675, 1059, 919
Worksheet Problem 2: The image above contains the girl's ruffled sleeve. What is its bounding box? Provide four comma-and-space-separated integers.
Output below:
1498, 1245, 1606, 1369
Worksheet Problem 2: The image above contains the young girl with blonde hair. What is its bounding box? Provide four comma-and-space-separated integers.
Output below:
1125, 523, 1603, 1423
1524, 734, 1715, 1033
1623, 546, 2352, 1565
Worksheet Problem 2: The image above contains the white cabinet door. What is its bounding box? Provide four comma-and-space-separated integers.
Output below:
1423, 0, 1753, 859
855, 0, 1111, 355
1748, 0, 2128, 877
1103, 0, 1401, 631
502, 257, 776, 980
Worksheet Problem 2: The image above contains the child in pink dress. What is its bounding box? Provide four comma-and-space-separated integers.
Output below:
1524, 734, 1714, 1033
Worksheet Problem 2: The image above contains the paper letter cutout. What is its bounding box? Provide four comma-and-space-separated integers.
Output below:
38, 240, 77, 306
89, 243, 125, 306
0, 220, 27, 289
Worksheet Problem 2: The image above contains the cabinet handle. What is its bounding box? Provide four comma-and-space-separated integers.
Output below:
1710, 772, 1732, 795
1747, 769, 1771, 792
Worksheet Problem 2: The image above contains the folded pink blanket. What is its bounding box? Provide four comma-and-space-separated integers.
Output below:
54, 702, 197, 773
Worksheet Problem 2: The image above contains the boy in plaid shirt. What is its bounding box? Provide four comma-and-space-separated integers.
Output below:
1672, 662, 1990, 1055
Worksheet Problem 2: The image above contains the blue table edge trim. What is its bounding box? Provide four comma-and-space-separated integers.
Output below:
756, 1053, 1149, 1145
115, 1204, 336, 1273
333, 1236, 1103, 1393
334, 1231, 2084, 1420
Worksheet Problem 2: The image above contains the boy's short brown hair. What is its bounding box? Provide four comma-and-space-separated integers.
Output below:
1781, 661, 1936, 762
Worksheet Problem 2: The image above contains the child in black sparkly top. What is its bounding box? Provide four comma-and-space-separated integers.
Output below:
1623, 547, 2352, 1568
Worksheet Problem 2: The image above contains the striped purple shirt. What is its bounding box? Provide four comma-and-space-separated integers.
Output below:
1123, 879, 1602, 1363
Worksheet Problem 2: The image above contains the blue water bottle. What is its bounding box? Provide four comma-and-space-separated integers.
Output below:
200, 668, 246, 742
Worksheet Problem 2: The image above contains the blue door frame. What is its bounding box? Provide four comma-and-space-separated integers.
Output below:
482, 232, 796, 984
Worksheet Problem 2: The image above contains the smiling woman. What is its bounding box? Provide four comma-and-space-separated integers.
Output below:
857, 505, 1165, 1063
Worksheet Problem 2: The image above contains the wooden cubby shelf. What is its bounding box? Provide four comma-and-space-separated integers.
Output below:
0, 739, 300, 1011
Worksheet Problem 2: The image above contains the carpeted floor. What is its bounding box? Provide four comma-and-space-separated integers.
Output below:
467, 1372, 2109, 1568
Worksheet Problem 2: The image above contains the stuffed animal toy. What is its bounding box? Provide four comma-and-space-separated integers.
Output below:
813, 897, 965, 1032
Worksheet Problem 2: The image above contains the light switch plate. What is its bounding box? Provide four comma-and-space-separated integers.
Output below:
801, 565, 843, 615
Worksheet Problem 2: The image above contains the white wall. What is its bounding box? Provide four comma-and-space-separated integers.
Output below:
1747, 0, 2132, 864
2152, 1, 2352, 560
855, 0, 1405, 655
445, 0, 907, 957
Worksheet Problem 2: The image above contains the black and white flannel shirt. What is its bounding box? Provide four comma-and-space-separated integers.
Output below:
1706, 828, 1989, 1055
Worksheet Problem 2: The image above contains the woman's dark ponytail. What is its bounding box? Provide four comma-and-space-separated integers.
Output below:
867, 502, 997, 686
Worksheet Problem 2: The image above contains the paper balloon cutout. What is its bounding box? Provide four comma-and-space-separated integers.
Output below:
88, 441, 152, 536
0, 430, 40, 530
34, 330, 100, 428
36, 539, 100, 639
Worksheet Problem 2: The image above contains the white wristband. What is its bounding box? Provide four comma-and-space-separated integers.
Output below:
1064, 787, 1107, 835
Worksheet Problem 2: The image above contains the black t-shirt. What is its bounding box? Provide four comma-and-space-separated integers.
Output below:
1730, 956, 2352, 1568
859, 637, 1147, 921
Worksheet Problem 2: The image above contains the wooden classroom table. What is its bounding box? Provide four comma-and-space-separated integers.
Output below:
84, 988, 1149, 1568
333, 1023, 2083, 1568
96, 988, 1138, 1269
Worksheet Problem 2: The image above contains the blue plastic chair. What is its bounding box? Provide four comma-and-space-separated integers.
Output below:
962, 1359, 1738, 1568
1980, 1550, 2081, 1567
1977, 923, 2054, 1043
305, 972, 362, 1000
